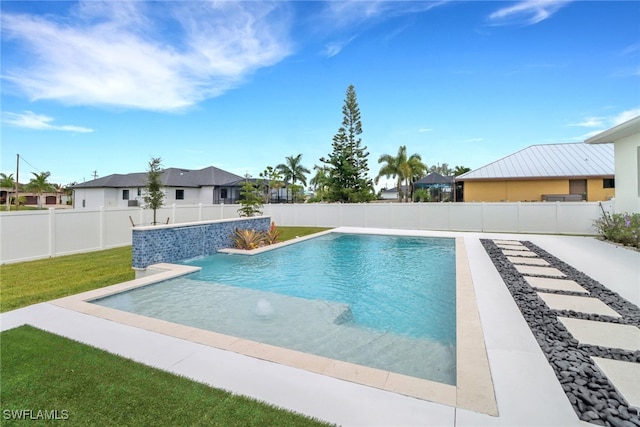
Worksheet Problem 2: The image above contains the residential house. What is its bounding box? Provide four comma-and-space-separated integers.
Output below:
73, 166, 244, 209
456, 143, 615, 202
414, 173, 455, 202
586, 115, 640, 213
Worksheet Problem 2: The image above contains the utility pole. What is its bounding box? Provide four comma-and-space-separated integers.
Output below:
92, 170, 98, 180
15, 154, 19, 209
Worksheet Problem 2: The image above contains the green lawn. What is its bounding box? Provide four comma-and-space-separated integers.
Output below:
0, 246, 135, 313
0, 226, 330, 313
0, 325, 331, 426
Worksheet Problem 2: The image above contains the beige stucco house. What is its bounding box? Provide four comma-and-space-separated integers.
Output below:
586, 116, 640, 213
456, 143, 615, 203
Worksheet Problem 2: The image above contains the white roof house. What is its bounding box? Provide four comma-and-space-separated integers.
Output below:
458, 143, 614, 180
586, 115, 640, 213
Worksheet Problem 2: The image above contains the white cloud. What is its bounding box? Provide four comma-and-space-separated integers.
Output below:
2, 111, 93, 133
488, 0, 573, 26
568, 117, 605, 128
612, 108, 640, 126
572, 108, 640, 140
464, 138, 484, 143
1, 1, 292, 111
319, 0, 450, 57
324, 35, 358, 58
418, 128, 433, 133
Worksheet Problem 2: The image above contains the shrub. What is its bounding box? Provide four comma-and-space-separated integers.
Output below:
262, 222, 281, 245
594, 211, 640, 248
231, 223, 281, 250
231, 228, 264, 250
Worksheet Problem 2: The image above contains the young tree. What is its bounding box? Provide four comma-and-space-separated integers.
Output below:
26, 171, 54, 208
237, 178, 263, 217
277, 154, 310, 203
0, 173, 16, 210
320, 85, 375, 202
144, 157, 165, 225
258, 166, 284, 203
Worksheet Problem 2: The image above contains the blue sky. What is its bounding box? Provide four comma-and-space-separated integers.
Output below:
1, 1, 639, 189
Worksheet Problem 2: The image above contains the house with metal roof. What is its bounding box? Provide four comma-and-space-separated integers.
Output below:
456, 143, 615, 202
72, 166, 244, 209
586, 115, 640, 213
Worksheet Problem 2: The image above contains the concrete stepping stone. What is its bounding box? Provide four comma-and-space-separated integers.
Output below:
516, 265, 565, 277
496, 244, 529, 251
507, 256, 549, 266
558, 317, 640, 352
493, 240, 523, 246
537, 292, 621, 318
591, 357, 640, 410
524, 276, 588, 294
502, 249, 537, 257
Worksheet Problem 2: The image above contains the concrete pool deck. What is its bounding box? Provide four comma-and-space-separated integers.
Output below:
2, 228, 639, 426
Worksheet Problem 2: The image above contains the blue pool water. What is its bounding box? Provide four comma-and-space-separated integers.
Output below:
93, 232, 457, 384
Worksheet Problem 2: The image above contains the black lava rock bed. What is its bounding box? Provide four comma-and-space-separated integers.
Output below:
481, 239, 640, 427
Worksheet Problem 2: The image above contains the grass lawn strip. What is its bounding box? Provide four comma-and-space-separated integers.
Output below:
1, 325, 332, 426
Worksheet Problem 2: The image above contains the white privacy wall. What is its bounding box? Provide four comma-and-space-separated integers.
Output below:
0, 201, 613, 264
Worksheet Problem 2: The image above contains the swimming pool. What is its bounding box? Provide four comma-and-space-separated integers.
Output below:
93, 232, 457, 385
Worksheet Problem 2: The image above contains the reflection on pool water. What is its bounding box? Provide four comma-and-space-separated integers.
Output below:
93, 233, 457, 385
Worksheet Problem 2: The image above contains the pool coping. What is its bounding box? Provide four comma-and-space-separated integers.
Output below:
49, 229, 497, 416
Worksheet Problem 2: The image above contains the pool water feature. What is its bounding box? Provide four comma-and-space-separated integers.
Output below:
93, 233, 457, 385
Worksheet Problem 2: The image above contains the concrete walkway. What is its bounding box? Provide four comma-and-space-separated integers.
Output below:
2, 230, 639, 426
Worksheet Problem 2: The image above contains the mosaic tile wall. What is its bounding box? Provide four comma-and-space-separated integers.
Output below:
132, 217, 270, 268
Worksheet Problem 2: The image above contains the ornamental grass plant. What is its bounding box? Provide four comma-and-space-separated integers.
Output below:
594, 211, 640, 248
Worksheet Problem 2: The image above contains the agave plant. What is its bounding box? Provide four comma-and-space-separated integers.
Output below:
231, 228, 265, 250
262, 222, 281, 246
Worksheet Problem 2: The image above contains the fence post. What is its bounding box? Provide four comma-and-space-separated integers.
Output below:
555, 202, 560, 234
481, 202, 486, 232
172, 203, 176, 224
100, 206, 105, 249
198, 203, 203, 222
517, 202, 521, 233
48, 208, 56, 257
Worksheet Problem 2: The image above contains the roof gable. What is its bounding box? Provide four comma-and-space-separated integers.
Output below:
457, 143, 614, 181
73, 166, 243, 189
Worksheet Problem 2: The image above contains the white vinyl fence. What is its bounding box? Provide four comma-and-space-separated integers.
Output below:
0, 201, 613, 264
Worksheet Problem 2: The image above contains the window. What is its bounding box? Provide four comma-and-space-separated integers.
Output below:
122, 189, 129, 200
603, 179, 615, 189
221, 189, 228, 199
176, 189, 184, 200
137, 187, 141, 196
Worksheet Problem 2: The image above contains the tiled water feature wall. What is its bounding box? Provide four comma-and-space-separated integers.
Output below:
132, 217, 270, 269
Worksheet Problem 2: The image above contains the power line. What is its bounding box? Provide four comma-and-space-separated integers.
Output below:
18, 155, 44, 175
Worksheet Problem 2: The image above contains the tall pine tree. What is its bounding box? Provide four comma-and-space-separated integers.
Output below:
320, 85, 375, 202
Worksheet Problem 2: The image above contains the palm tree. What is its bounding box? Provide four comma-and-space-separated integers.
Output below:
25, 171, 54, 208
376, 146, 426, 202
429, 163, 453, 176
277, 154, 310, 203
376, 146, 407, 202
309, 165, 331, 201
0, 173, 16, 210
454, 165, 471, 176
405, 154, 427, 202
